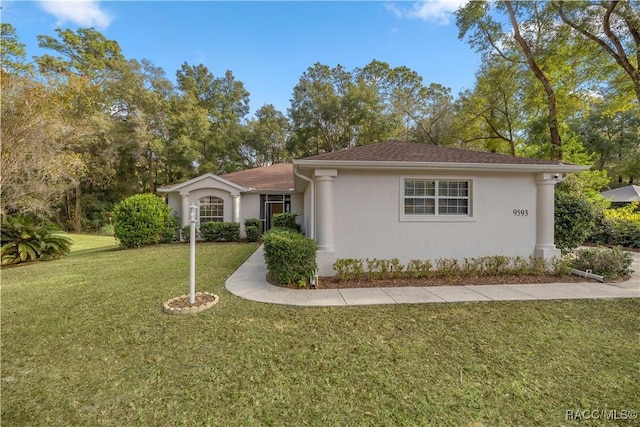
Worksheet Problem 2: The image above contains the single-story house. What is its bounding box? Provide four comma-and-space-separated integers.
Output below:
600, 185, 640, 208
158, 141, 588, 275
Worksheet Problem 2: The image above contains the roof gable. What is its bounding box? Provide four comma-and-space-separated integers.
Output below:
157, 173, 246, 193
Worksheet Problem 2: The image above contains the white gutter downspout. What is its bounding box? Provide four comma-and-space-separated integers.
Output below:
294, 165, 315, 239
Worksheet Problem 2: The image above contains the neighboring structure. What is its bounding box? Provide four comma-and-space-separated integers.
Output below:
600, 185, 640, 208
157, 163, 302, 234
158, 141, 588, 275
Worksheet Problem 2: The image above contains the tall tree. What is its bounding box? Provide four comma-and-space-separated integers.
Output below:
571, 101, 640, 183
242, 105, 291, 167
288, 63, 355, 156
0, 70, 84, 219
453, 57, 524, 154
457, 1, 567, 160
553, 0, 640, 105
35, 27, 127, 230
0, 23, 32, 74
176, 63, 250, 173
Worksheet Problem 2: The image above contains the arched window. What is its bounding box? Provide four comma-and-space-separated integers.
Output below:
199, 196, 224, 223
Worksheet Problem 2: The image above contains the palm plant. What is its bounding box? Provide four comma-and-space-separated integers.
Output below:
1, 216, 73, 265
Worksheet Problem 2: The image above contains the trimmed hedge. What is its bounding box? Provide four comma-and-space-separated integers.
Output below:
332, 255, 570, 281
200, 221, 240, 242
272, 212, 301, 233
113, 194, 178, 248
263, 228, 317, 286
245, 226, 261, 242
244, 218, 262, 242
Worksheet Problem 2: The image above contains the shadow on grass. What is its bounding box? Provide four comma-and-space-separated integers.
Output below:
68, 245, 122, 259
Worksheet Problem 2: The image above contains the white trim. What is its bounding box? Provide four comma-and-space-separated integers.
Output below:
157, 173, 247, 193
399, 175, 476, 223
295, 159, 588, 174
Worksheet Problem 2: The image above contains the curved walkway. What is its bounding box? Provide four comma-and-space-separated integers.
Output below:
225, 246, 640, 307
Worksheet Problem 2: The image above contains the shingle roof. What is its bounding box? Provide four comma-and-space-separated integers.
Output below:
221, 163, 294, 191
300, 141, 567, 165
600, 185, 640, 203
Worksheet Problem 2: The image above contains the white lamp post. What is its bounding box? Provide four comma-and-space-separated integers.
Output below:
189, 203, 197, 304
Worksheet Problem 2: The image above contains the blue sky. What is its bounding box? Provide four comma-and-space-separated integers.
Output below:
4, 0, 479, 117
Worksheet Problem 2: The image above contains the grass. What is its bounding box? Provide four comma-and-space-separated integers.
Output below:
2, 236, 639, 426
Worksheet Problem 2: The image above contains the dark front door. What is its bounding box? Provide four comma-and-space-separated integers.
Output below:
266, 202, 284, 230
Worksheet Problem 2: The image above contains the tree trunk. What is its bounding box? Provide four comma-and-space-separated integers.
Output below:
73, 183, 82, 232
505, 1, 563, 161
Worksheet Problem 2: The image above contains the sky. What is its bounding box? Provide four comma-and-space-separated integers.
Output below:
3, 0, 480, 117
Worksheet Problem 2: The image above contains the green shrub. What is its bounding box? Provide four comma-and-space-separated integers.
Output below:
510, 256, 530, 276
180, 225, 193, 242
435, 258, 461, 277
590, 203, 640, 248
333, 258, 364, 281
244, 217, 261, 229
272, 212, 301, 233
528, 256, 549, 276
244, 218, 262, 242
1, 216, 73, 264
263, 229, 317, 285
483, 256, 511, 276
569, 247, 633, 280
550, 257, 572, 276
406, 259, 432, 278
200, 222, 240, 242
245, 225, 261, 242
113, 194, 178, 248
555, 192, 596, 252
366, 258, 391, 279
462, 258, 485, 277
389, 258, 404, 279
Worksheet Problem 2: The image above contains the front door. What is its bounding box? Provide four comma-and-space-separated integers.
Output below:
266, 202, 284, 230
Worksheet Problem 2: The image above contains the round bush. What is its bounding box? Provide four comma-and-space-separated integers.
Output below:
245, 225, 261, 242
555, 192, 596, 252
113, 194, 178, 248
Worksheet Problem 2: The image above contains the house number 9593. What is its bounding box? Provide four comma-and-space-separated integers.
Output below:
513, 209, 529, 217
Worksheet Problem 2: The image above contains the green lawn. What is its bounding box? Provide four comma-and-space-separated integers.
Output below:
2, 236, 639, 426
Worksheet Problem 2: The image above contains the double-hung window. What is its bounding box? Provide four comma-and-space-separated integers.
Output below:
199, 196, 224, 223
403, 179, 471, 217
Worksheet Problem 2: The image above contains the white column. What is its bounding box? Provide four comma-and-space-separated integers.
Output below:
315, 169, 337, 251
535, 173, 562, 260
232, 195, 241, 223
181, 194, 190, 228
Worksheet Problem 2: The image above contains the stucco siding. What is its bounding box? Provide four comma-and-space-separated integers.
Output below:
323, 169, 538, 274
166, 193, 182, 222
290, 193, 305, 231
302, 184, 312, 237
240, 193, 261, 222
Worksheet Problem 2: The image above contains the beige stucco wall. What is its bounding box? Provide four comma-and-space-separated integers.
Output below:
317, 169, 538, 275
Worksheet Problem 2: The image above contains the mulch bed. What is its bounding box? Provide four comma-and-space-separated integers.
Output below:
311, 274, 603, 290
165, 293, 218, 309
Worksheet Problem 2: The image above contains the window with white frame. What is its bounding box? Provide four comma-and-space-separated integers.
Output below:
199, 196, 224, 223
404, 179, 470, 216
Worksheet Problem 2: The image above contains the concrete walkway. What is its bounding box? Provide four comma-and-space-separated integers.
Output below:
225, 246, 640, 307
